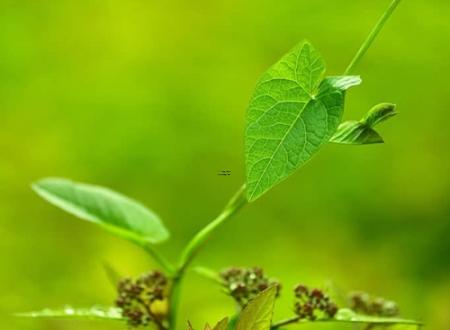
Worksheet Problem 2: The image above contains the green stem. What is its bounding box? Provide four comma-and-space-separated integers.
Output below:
344, 0, 403, 75
178, 184, 247, 271
168, 184, 248, 329
142, 244, 175, 275
271, 316, 301, 329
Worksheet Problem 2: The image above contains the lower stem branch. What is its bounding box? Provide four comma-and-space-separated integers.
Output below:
168, 184, 248, 329
271, 316, 301, 329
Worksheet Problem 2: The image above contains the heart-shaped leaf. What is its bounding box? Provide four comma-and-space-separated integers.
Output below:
245, 41, 361, 201
16, 306, 123, 321
237, 286, 277, 330
32, 178, 169, 245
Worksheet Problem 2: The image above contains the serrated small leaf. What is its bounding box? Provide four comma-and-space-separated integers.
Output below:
331, 103, 397, 145
333, 308, 422, 326
237, 286, 277, 330
16, 306, 124, 321
32, 178, 169, 245
245, 41, 360, 201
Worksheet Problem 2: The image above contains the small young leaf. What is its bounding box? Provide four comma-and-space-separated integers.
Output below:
32, 178, 169, 245
16, 306, 124, 321
237, 286, 277, 330
103, 261, 122, 288
362, 103, 398, 127
330, 121, 384, 145
245, 41, 361, 201
331, 103, 397, 145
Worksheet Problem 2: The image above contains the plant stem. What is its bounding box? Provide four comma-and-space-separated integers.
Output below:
271, 316, 301, 329
168, 184, 248, 329
142, 244, 175, 275
178, 184, 247, 271
344, 0, 403, 75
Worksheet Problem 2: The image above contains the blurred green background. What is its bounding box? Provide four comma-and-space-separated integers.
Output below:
1, 0, 449, 329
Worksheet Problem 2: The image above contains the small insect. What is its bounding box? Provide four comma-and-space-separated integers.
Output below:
217, 170, 231, 176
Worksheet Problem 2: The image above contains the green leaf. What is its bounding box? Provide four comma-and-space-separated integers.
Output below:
330, 121, 384, 144
272, 309, 422, 329
245, 41, 361, 201
32, 178, 169, 245
362, 103, 398, 127
237, 286, 277, 330
333, 308, 423, 326
16, 306, 124, 321
331, 103, 397, 145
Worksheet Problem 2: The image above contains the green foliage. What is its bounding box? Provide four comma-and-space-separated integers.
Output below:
16, 306, 123, 321
244, 41, 361, 201
236, 287, 277, 330
331, 103, 397, 144
333, 308, 422, 325
18, 2, 424, 330
32, 178, 169, 245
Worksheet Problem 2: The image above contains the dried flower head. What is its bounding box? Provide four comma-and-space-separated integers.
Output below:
220, 267, 281, 307
115, 271, 169, 328
293, 284, 338, 320
349, 291, 399, 317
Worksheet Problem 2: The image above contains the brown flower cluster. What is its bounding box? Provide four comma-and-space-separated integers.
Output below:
294, 285, 338, 320
115, 271, 169, 329
349, 291, 399, 317
220, 267, 281, 307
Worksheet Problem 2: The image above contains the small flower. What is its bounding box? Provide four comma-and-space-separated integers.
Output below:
348, 291, 399, 317
293, 285, 338, 320
115, 271, 170, 328
220, 267, 281, 307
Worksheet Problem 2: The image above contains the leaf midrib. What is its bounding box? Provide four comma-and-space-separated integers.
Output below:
248, 98, 313, 200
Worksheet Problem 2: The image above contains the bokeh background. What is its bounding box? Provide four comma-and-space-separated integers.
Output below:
1, 0, 449, 329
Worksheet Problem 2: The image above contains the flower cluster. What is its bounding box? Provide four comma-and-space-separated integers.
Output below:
349, 291, 399, 317
115, 271, 169, 328
293, 285, 338, 320
220, 267, 281, 307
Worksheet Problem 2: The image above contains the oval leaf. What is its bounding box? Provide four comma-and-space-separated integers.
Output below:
245, 41, 361, 201
237, 286, 277, 330
16, 306, 124, 321
32, 178, 169, 244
